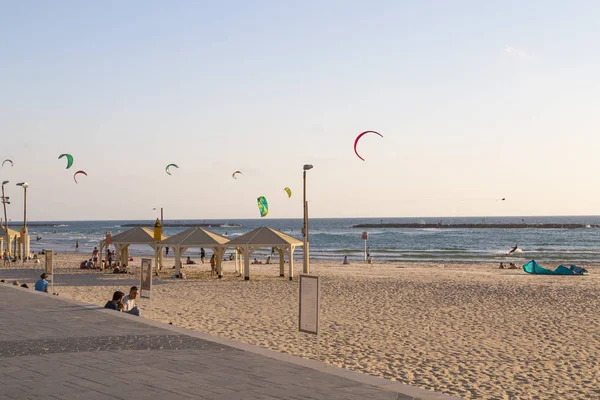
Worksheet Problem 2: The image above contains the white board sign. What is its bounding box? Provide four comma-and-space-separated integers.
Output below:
45, 250, 53, 275
299, 274, 320, 335
140, 258, 152, 299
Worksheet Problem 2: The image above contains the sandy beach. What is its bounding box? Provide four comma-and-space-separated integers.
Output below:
2, 254, 599, 399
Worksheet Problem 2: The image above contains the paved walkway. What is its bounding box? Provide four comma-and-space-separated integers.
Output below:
0, 285, 459, 400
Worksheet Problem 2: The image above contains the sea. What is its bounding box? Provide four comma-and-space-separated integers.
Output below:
11, 216, 600, 265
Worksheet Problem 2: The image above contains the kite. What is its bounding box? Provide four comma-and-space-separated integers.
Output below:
354, 130, 383, 161
284, 187, 292, 198
73, 170, 87, 183
58, 154, 74, 169
2, 159, 13, 168
257, 196, 268, 217
232, 170, 242, 179
165, 163, 179, 175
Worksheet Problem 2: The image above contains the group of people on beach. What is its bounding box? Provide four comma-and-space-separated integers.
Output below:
104, 286, 141, 316
78, 247, 132, 274
499, 262, 519, 269
180, 249, 217, 277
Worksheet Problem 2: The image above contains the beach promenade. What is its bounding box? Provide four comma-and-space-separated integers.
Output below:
0, 284, 456, 400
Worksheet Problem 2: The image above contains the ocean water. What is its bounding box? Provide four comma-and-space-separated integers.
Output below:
12, 216, 600, 265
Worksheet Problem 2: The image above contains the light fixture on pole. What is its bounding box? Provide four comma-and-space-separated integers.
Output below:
302, 164, 313, 275
152, 207, 164, 231
1, 181, 9, 255
16, 182, 29, 260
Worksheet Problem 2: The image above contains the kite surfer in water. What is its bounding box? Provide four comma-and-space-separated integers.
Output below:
508, 244, 519, 255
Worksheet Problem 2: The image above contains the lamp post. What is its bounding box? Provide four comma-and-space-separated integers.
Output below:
152, 207, 164, 232
1, 181, 9, 254
302, 164, 313, 274
152, 207, 164, 272
16, 182, 29, 260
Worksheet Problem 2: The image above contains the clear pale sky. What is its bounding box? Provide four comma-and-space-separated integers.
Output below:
1, 1, 599, 221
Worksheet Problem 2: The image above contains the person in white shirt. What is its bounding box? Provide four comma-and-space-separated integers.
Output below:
122, 286, 141, 316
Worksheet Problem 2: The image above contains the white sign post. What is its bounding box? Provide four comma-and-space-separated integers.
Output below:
299, 274, 320, 357
45, 250, 54, 294
140, 258, 152, 299
299, 274, 320, 334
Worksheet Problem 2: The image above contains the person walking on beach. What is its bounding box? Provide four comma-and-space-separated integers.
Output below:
343, 256, 349, 265
107, 248, 113, 268
34, 273, 48, 293
210, 254, 216, 277
367, 247, 371, 258
92, 247, 99, 267
75, 240, 79, 252
165, 247, 169, 257
3, 250, 9, 267
200, 248, 206, 264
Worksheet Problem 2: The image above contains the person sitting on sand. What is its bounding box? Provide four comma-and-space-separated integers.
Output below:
122, 286, 141, 316
266, 256, 271, 264
21, 283, 29, 289
499, 262, 505, 269
229, 253, 234, 261
35, 273, 48, 293
343, 256, 349, 265
186, 256, 196, 265
508, 262, 518, 269
104, 291, 125, 311
86, 259, 94, 269
252, 258, 263, 265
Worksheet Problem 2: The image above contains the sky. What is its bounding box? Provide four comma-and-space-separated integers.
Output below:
1, 0, 600, 221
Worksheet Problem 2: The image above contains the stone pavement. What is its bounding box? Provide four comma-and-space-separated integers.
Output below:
0, 285, 459, 400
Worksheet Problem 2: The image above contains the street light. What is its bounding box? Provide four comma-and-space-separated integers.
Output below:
16, 182, 28, 260
302, 164, 313, 275
1, 181, 9, 255
152, 207, 164, 231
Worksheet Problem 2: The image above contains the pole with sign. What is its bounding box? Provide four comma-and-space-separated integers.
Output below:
45, 250, 54, 294
298, 274, 320, 357
141, 258, 152, 317
140, 258, 152, 298
362, 231, 368, 262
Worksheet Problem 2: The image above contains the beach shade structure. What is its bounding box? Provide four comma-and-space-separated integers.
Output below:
0, 226, 20, 257
100, 227, 168, 272
158, 227, 230, 278
225, 226, 303, 281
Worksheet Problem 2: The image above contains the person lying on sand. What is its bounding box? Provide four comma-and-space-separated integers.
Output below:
252, 258, 263, 264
